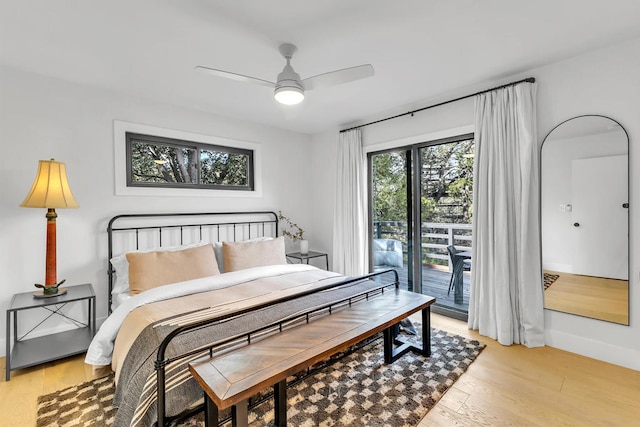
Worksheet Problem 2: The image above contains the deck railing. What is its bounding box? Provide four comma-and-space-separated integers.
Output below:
373, 220, 472, 270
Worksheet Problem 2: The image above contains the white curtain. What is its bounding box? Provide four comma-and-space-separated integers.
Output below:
333, 128, 368, 276
468, 82, 545, 347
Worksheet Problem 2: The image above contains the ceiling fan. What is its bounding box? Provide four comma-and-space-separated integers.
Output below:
195, 43, 374, 105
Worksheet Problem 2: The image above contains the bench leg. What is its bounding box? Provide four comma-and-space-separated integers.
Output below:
421, 306, 431, 357
274, 379, 287, 426
231, 400, 248, 427
204, 393, 218, 427
383, 326, 394, 364
383, 307, 432, 363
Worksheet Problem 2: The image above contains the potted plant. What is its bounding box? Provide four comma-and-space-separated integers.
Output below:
278, 211, 308, 254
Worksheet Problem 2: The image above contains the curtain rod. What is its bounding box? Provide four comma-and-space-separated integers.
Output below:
339, 77, 535, 133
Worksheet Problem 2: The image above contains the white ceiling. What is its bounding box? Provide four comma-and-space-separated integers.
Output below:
2, 0, 640, 135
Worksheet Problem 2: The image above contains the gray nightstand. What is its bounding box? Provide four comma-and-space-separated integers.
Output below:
5, 283, 96, 381
286, 251, 329, 270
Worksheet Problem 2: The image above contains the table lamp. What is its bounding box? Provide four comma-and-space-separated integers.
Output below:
20, 159, 79, 297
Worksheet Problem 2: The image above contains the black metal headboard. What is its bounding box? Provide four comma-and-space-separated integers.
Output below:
107, 211, 279, 313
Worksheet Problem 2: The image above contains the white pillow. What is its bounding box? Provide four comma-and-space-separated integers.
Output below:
213, 236, 273, 273
222, 237, 286, 272
110, 241, 209, 294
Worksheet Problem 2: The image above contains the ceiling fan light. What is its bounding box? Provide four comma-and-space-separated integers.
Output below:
274, 86, 304, 105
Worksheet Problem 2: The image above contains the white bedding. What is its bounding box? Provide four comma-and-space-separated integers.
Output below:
85, 264, 318, 366
111, 292, 131, 311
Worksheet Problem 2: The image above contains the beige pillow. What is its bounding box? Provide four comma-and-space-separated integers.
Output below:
222, 236, 286, 272
111, 242, 209, 294
126, 244, 220, 295
213, 237, 273, 273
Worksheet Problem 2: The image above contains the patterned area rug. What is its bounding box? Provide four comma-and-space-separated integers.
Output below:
544, 272, 560, 290
37, 328, 484, 427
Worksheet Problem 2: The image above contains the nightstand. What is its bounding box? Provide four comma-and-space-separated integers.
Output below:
5, 283, 96, 381
286, 251, 329, 270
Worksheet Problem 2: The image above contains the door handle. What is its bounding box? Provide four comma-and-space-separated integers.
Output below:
622, 203, 629, 208
573, 223, 580, 227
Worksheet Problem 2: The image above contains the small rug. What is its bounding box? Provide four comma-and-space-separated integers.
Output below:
544, 272, 560, 290
37, 328, 484, 427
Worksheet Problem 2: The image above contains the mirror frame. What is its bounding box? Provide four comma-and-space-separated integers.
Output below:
540, 114, 630, 324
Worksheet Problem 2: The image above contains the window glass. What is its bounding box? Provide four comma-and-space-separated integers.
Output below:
126, 132, 254, 190
369, 134, 474, 320
200, 149, 250, 187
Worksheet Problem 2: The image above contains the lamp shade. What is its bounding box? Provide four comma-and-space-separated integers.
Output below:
20, 159, 79, 209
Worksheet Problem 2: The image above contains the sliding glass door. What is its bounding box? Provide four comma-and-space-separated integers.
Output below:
370, 149, 413, 291
417, 137, 474, 317
369, 134, 474, 319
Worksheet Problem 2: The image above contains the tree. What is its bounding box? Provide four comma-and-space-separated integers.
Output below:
372, 151, 407, 222
130, 142, 197, 183
420, 139, 474, 224
130, 142, 249, 187
372, 139, 473, 225
200, 150, 249, 185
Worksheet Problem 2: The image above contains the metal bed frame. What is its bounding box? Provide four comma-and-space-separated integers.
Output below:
157, 269, 401, 426
107, 211, 279, 313
105, 212, 401, 426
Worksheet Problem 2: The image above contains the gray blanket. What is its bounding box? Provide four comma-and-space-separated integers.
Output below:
112, 274, 387, 426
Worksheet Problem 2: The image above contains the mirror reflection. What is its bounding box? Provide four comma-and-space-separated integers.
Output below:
541, 115, 629, 325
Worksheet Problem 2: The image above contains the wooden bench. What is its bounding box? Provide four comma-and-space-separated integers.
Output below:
189, 289, 435, 427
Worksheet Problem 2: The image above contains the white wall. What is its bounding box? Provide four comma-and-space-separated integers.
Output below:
535, 37, 639, 370
310, 129, 339, 270
0, 65, 313, 354
311, 36, 640, 370
541, 131, 627, 272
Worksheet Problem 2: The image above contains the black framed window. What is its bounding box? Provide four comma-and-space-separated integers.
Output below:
126, 132, 254, 191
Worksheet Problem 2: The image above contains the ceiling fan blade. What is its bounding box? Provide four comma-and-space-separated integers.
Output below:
302, 64, 374, 91
195, 66, 275, 88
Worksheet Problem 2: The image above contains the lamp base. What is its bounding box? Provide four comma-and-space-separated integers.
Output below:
33, 287, 68, 298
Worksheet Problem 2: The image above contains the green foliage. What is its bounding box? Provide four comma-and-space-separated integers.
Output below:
130, 142, 197, 183
419, 139, 474, 224
372, 139, 474, 225
372, 139, 474, 267
372, 151, 408, 222
130, 140, 249, 187
200, 150, 248, 186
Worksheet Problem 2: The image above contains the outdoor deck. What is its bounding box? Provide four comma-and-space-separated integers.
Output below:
372, 221, 472, 315
376, 264, 470, 315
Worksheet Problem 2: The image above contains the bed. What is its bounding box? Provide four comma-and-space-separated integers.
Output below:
85, 211, 400, 427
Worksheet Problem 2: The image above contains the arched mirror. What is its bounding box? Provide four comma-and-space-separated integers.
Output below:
541, 115, 629, 325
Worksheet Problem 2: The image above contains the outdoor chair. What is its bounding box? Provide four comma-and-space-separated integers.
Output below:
447, 245, 471, 296
373, 238, 404, 268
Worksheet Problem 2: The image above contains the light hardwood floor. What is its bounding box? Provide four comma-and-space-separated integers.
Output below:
2, 314, 639, 426
544, 270, 629, 324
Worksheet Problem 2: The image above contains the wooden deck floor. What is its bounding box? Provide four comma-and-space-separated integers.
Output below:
375, 264, 470, 315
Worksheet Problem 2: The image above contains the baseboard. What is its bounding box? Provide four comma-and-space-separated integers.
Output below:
542, 263, 572, 273
545, 329, 640, 371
